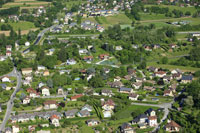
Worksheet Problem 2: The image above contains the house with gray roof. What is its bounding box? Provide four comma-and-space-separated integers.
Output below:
64, 109, 78, 118
77, 110, 90, 117
119, 87, 133, 93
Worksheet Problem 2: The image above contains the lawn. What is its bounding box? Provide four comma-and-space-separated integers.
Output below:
139, 13, 168, 21
2, 1, 51, 8
0, 21, 35, 31
115, 105, 158, 120
144, 4, 197, 14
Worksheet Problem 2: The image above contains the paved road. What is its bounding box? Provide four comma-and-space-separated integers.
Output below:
177, 31, 200, 34
132, 101, 173, 133
23, 24, 58, 54
48, 34, 99, 39
0, 67, 22, 132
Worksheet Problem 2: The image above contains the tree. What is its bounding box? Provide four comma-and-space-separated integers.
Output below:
183, 96, 194, 108
89, 75, 104, 88
161, 57, 168, 64
47, 79, 53, 88
131, 20, 135, 27
18, 28, 21, 39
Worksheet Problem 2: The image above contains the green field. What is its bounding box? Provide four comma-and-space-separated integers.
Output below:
0, 21, 35, 31
145, 4, 197, 14
140, 13, 169, 21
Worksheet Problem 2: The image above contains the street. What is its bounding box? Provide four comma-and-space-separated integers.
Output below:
0, 67, 22, 132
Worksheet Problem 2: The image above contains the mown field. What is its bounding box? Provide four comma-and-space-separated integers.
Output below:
0, 0, 51, 9
0, 21, 35, 31
144, 4, 197, 14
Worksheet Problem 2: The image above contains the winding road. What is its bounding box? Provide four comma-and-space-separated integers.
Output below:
0, 67, 22, 132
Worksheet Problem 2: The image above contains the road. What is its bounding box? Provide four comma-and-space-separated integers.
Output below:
0, 67, 22, 132
132, 101, 173, 133
177, 31, 200, 34
23, 24, 58, 54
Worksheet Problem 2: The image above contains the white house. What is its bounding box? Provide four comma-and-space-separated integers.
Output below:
148, 116, 157, 127
37, 65, 46, 71
12, 125, 20, 133
23, 97, 31, 104
66, 59, 76, 65
41, 87, 50, 96
1, 76, 11, 82
129, 93, 139, 101
50, 115, 60, 127
79, 49, 88, 55
43, 100, 58, 109
25, 42, 30, 47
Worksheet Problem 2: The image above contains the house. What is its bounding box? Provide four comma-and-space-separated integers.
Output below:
43, 70, 50, 76
6, 51, 12, 57
26, 88, 40, 98
135, 77, 145, 83
119, 87, 133, 93
148, 116, 157, 127
25, 42, 30, 46
138, 123, 147, 129
5, 127, 12, 133
145, 108, 156, 116
43, 100, 58, 109
132, 114, 148, 124
37, 65, 46, 71
115, 46, 123, 51
101, 89, 112, 97
64, 109, 78, 118
110, 81, 124, 88
99, 54, 109, 60
165, 120, 181, 132
1, 76, 11, 82
172, 73, 182, 80
6, 45, 12, 51
132, 82, 142, 89
155, 71, 166, 78
148, 66, 158, 72
163, 90, 174, 97
79, 49, 88, 55
143, 86, 155, 91
41, 86, 50, 96
28, 125, 36, 132
163, 75, 172, 83
124, 75, 132, 80
129, 93, 139, 101
57, 87, 64, 95
71, 94, 83, 101
102, 110, 112, 118
50, 114, 60, 127
86, 119, 99, 126
83, 56, 94, 62
12, 125, 20, 133
66, 59, 76, 65
114, 76, 121, 82
81, 104, 93, 112
102, 99, 115, 111
23, 96, 31, 104
181, 75, 193, 83
77, 110, 90, 117
0, 55, 7, 61
0, 83, 7, 90
120, 123, 135, 133
21, 68, 32, 75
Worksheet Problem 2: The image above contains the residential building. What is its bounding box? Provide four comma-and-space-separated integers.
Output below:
50, 115, 60, 127
145, 108, 156, 116
77, 110, 90, 117
23, 96, 31, 104
102, 99, 115, 111
64, 109, 78, 118
81, 104, 93, 112
148, 116, 157, 127
119, 87, 133, 93
21, 68, 33, 75
163, 90, 174, 97
86, 119, 99, 126
41, 86, 50, 96
1, 76, 11, 82
43, 100, 58, 109
101, 89, 112, 97
165, 120, 181, 132
129, 93, 139, 101
12, 125, 20, 133
71, 94, 83, 101
120, 123, 135, 133
181, 75, 193, 83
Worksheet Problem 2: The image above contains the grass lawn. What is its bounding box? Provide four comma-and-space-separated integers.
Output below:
144, 4, 197, 14
0, 21, 35, 31
115, 105, 159, 120
139, 13, 168, 21
147, 61, 200, 72
64, 0, 87, 9
2, 1, 51, 8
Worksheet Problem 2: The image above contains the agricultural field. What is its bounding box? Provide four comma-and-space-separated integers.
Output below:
144, 4, 197, 14
0, 0, 51, 9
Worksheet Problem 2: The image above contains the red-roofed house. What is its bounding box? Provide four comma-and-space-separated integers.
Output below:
99, 54, 109, 60
50, 114, 60, 127
102, 99, 115, 111
155, 71, 166, 78
165, 120, 181, 132
43, 100, 58, 109
71, 94, 83, 101
148, 116, 157, 127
